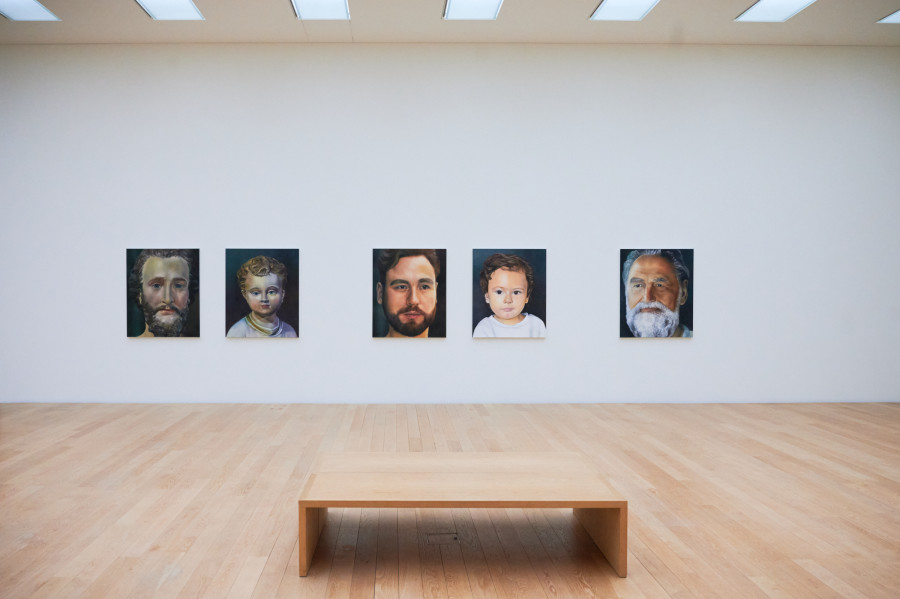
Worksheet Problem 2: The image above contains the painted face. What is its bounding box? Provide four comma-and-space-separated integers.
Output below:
140, 256, 191, 336
625, 255, 687, 337
377, 255, 438, 337
485, 267, 529, 325
626, 255, 684, 313
242, 273, 284, 319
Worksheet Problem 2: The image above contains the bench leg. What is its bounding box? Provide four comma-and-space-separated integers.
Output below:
298, 506, 328, 576
573, 506, 627, 577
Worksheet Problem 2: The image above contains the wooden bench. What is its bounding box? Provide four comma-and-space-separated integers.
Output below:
298, 452, 627, 577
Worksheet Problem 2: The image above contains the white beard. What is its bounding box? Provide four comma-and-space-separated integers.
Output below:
626, 300, 680, 338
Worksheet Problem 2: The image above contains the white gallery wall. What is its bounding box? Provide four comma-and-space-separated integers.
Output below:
1, 43, 898, 404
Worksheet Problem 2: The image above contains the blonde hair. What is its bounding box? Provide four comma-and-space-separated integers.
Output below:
237, 255, 287, 291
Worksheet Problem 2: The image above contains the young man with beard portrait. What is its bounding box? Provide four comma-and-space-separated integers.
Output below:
127, 249, 200, 337
620, 249, 693, 338
373, 249, 446, 338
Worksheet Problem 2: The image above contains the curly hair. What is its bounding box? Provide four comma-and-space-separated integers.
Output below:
479, 253, 534, 298
236, 255, 288, 292
375, 249, 441, 287
128, 249, 198, 304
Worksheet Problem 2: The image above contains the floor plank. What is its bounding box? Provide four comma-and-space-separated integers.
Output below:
0, 402, 897, 599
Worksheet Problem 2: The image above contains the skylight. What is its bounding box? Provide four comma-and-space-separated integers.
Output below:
590, 0, 661, 22
0, 0, 59, 21
291, 0, 350, 20
444, 0, 504, 21
135, 0, 204, 21
878, 9, 900, 24
735, 0, 817, 23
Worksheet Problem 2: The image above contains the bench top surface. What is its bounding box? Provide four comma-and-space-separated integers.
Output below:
298, 452, 625, 508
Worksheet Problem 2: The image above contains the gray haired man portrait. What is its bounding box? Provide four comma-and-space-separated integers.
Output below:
621, 249, 692, 338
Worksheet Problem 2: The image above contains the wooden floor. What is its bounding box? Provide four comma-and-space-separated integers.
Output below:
0, 403, 897, 599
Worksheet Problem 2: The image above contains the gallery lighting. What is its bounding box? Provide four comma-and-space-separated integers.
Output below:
590, 0, 660, 21
735, 0, 817, 23
444, 0, 504, 21
291, 0, 350, 20
0, 0, 59, 21
135, 0, 204, 20
4, 0, 895, 26
878, 9, 900, 23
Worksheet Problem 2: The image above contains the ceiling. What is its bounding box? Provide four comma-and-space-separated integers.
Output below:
1, 0, 899, 46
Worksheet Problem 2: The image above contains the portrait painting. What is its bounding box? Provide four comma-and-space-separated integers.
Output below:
620, 249, 693, 338
225, 249, 299, 338
126, 248, 200, 338
472, 249, 547, 338
373, 249, 446, 338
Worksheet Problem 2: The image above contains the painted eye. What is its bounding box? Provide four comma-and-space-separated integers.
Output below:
394, 284, 408, 291
419, 284, 431, 291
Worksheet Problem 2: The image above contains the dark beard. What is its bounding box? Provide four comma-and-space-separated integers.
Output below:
141, 301, 189, 337
383, 305, 436, 337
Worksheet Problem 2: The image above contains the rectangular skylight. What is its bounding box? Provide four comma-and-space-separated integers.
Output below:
878, 9, 900, 24
736, 0, 817, 23
135, 0, 204, 20
0, 0, 59, 21
444, 0, 504, 21
291, 0, 350, 20
590, 0, 661, 22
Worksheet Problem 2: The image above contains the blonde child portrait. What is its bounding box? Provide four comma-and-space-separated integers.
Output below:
227, 255, 297, 338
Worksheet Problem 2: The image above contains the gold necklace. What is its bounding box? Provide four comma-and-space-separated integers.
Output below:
246, 313, 282, 336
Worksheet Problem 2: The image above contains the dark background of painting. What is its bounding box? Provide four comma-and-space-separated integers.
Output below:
619, 249, 694, 338
126, 248, 201, 337
372, 249, 447, 338
472, 249, 547, 333
225, 249, 299, 336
